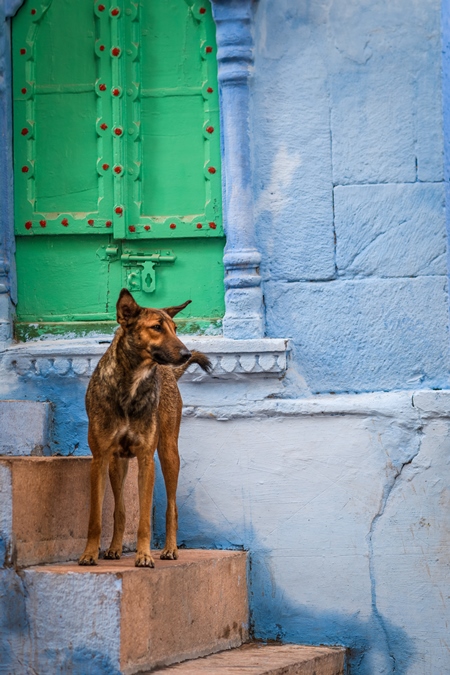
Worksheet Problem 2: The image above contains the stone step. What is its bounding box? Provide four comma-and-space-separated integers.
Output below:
150, 643, 346, 675
21, 550, 248, 674
0, 400, 52, 456
0, 456, 139, 567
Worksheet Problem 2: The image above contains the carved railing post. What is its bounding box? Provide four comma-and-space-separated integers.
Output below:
211, 0, 264, 339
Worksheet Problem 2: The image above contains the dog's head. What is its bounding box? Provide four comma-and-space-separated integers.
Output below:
116, 289, 192, 365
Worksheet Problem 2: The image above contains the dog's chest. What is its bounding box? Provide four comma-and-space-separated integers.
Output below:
118, 365, 159, 418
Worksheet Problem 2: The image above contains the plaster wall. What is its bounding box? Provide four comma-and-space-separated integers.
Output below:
162, 393, 450, 674
0, 1, 450, 674
253, 0, 449, 394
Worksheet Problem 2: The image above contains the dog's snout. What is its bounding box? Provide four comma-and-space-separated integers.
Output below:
179, 348, 192, 362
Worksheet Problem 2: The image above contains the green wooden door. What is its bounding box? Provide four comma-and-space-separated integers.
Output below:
13, 0, 224, 338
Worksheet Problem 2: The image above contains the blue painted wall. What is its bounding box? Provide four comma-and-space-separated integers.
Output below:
1, 1, 450, 673
254, 0, 449, 394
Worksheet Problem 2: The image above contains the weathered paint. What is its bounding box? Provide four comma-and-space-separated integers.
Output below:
254, 0, 448, 394
12, 0, 224, 330
156, 393, 450, 674
0, 0, 449, 673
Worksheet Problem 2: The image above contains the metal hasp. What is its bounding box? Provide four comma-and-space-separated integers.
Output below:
121, 251, 176, 294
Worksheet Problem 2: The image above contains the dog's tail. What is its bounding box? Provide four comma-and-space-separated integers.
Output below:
173, 350, 212, 381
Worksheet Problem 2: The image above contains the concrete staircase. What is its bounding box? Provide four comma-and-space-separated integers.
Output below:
0, 400, 346, 674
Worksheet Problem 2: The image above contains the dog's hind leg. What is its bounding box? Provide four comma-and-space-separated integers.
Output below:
158, 436, 180, 560
104, 455, 129, 560
79, 455, 110, 565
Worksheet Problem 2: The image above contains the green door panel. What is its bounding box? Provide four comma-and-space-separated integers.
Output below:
15, 235, 111, 321
35, 93, 98, 214
15, 235, 225, 338
13, 0, 224, 335
141, 96, 206, 216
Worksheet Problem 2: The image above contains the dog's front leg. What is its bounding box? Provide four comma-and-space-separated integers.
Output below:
79, 456, 109, 565
158, 437, 180, 560
135, 452, 156, 567
104, 455, 129, 560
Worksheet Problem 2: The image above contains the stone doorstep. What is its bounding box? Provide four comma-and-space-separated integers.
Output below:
23, 550, 249, 675
149, 643, 346, 675
0, 456, 139, 567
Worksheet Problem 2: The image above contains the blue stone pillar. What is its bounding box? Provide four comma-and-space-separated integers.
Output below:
211, 0, 264, 339
0, 0, 24, 346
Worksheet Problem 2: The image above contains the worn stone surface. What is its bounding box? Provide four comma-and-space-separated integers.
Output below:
150, 392, 450, 674
265, 276, 450, 393
21, 550, 248, 675
150, 643, 346, 674
0, 456, 139, 567
0, 399, 52, 455
334, 183, 446, 278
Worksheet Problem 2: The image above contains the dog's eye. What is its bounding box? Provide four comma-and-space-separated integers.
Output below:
151, 324, 162, 332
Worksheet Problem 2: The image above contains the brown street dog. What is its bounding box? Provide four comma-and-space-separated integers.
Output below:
79, 289, 211, 567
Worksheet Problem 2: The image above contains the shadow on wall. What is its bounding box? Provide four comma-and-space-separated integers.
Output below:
152, 459, 415, 675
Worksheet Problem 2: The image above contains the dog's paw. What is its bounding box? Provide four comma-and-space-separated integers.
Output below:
104, 548, 122, 560
160, 547, 179, 560
78, 553, 98, 566
135, 551, 155, 568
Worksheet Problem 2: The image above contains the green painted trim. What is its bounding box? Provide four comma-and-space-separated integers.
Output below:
14, 318, 222, 341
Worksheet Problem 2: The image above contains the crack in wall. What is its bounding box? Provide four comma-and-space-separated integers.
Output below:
366, 401, 424, 673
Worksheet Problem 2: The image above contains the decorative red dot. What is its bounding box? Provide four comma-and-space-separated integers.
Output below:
21, 128, 28, 136
144, 225, 150, 231
88, 219, 94, 225
170, 223, 176, 229
209, 222, 217, 229
98, 4, 105, 10
112, 47, 120, 56
206, 46, 213, 53
20, 49, 26, 55
21, 88, 27, 94
31, 8, 36, 14
199, 7, 206, 13
128, 225, 136, 232
208, 166, 216, 174
207, 87, 213, 93
111, 7, 119, 15
114, 127, 122, 135
61, 218, 69, 226
105, 220, 112, 227
99, 45, 105, 52
99, 84, 106, 91
206, 126, 214, 134
102, 163, 109, 170
115, 206, 123, 215
22, 166, 29, 173
113, 88, 120, 96
114, 166, 122, 174
196, 223, 203, 229
25, 221, 32, 230
39, 220, 46, 228
100, 123, 108, 130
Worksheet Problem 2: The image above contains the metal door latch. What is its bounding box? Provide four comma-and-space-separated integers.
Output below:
121, 252, 176, 294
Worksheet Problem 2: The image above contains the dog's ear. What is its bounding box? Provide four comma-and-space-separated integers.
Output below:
162, 300, 192, 318
117, 289, 141, 327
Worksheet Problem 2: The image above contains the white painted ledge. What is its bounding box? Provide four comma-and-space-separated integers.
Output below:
182, 389, 450, 421
1, 336, 289, 381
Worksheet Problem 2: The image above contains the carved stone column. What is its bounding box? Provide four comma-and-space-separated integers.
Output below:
0, 0, 24, 345
211, 0, 264, 339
